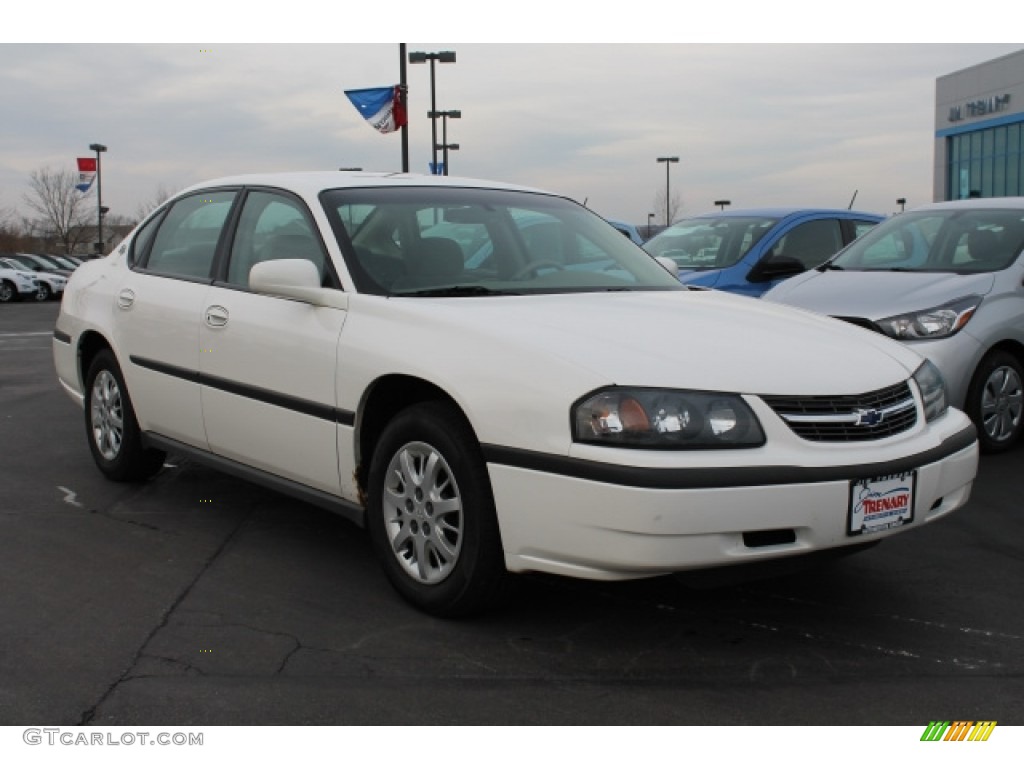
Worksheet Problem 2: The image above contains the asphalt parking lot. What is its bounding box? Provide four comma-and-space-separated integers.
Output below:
2, 300, 1022, 726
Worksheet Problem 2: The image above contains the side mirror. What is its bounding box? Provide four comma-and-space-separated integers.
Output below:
747, 255, 806, 283
655, 256, 679, 278
249, 259, 348, 310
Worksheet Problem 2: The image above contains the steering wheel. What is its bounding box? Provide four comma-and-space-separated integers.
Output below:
512, 260, 565, 280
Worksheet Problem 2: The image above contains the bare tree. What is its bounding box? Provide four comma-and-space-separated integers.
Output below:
22, 166, 94, 254
653, 188, 682, 227
132, 183, 176, 224
0, 207, 34, 252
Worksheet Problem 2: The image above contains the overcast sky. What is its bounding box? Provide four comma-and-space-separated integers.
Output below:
2, 11, 1020, 227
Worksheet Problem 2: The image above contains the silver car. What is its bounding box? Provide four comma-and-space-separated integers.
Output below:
764, 198, 1024, 453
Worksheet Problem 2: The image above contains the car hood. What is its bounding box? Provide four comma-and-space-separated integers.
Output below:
765, 269, 996, 320
677, 268, 720, 287
365, 290, 925, 397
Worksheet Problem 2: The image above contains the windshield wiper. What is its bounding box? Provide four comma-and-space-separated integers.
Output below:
817, 261, 844, 271
395, 285, 520, 297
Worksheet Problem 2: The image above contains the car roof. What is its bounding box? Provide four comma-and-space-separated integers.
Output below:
906, 197, 1024, 212
178, 171, 550, 199
687, 207, 883, 220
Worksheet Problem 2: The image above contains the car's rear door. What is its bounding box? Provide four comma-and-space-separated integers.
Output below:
117, 189, 239, 449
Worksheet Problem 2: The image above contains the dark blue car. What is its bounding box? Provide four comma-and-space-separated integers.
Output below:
643, 207, 884, 297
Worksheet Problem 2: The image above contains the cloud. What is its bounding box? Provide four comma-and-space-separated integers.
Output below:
0, 43, 1019, 224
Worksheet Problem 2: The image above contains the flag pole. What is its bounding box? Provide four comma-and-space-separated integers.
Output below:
400, 43, 409, 173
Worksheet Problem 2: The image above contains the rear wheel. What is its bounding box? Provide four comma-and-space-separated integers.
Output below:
84, 349, 166, 481
366, 402, 506, 617
966, 350, 1024, 453
0, 281, 16, 303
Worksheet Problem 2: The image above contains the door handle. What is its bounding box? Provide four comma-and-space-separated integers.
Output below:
117, 289, 135, 309
205, 305, 229, 327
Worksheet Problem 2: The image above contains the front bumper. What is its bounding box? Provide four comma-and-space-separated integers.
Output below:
486, 421, 978, 581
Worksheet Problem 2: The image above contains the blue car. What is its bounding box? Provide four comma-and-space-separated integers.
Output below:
643, 207, 884, 297
607, 219, 646, 245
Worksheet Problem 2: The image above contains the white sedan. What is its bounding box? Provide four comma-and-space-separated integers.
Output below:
53, 172, 979, 616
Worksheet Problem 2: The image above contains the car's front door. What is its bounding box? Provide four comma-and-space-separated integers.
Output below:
198, 188, 347, 496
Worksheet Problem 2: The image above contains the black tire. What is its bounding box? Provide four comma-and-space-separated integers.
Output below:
83, 349, 166, 481
965, 350, 1024, 454
34, 283, 51, 302
0, 281, 16, 303
366, 401, 506, 617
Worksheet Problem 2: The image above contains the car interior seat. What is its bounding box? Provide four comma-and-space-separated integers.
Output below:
966, 228, 1000, 267
402, 236, 464, 287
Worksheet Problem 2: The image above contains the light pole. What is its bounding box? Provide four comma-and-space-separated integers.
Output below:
714, 199, 731, 211
89, 143, 107, 254
656, 156, 679, 226
897, 197, 907, 213
408, 50, 456, 175
399, 44, 409, 173
429, 109, 461, 176
647, 212, 655, 238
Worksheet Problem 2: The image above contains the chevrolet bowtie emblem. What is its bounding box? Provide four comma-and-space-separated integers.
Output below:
854, 408, 884, 427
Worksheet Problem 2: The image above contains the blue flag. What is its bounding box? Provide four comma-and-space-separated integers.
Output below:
344, 86, 406, 134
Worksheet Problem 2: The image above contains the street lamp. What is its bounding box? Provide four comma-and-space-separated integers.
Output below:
714, 199, 731, 211
896, 197, 907, 213
409, 50, 456, 175
647, 212, 655, 238
429, 109, 461, 176
89, 143, 107, 254
656, 156, 679, 226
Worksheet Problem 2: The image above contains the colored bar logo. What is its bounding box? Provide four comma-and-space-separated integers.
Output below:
921, 721, 997, 741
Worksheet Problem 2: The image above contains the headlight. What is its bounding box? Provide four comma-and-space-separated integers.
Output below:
572, 387, 765, 449
913, 360, 948, 423
877, 296, 980, 340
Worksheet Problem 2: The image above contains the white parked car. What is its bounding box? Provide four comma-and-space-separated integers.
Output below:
53, 172, 979, 616
0, 262, 40, 302
0, 257, 66, 301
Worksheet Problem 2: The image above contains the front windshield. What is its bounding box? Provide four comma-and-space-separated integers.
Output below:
643, 215, 778, 270
321, 186, 684, 296
831, 208, 1024, 273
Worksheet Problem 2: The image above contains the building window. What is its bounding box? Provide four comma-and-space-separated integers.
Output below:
948, 120, 1024, 200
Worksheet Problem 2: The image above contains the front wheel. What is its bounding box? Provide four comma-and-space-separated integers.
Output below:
84, 349, 166, 481
34, 283, 51, 301
966, 350, 1024, 453
366, 402, 506, 617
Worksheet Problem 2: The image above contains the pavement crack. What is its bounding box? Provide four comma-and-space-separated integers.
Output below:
77, 510, 251, 725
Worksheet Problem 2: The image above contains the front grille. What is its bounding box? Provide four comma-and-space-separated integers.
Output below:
761, 381, 918, 442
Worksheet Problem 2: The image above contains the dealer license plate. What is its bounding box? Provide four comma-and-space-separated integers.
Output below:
848, 470, 916, 536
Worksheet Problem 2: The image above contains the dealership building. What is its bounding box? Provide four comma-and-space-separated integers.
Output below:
934, 48, 1024, 201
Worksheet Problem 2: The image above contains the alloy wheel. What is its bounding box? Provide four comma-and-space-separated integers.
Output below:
90, 370, 124, 461
979, 364, 1024, 443
381, 440, 464, 585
